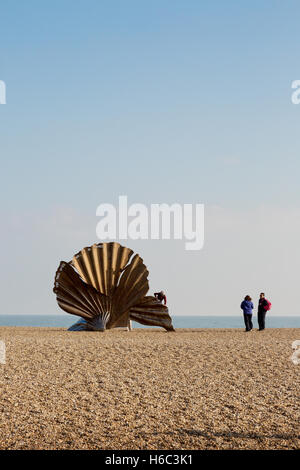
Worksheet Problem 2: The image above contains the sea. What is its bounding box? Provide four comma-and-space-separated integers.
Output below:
0, 315, 299, 329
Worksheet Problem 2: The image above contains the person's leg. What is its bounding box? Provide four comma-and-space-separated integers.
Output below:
249, 314, 253, 330
261, 312, 266, 330
243, 313, 248, 330
244, 313, 250, 331
258, 311, 262, 330
258, 311, 266, 330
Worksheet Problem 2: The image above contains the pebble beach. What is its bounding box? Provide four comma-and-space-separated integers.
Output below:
0, 327, 299, 450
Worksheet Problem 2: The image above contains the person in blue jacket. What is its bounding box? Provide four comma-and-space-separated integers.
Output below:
240, 295, 254, 332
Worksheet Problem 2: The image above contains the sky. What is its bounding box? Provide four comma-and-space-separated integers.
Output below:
1, 1, 300, 316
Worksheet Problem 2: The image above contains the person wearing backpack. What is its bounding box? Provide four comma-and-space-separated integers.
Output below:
257, 292, 272, 330
240, 295, 254, 332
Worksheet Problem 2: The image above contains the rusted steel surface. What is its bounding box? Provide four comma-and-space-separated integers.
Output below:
53, 242, 174, 332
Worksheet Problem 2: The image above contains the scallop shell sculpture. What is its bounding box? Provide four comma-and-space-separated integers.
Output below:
53, 242, 175, 332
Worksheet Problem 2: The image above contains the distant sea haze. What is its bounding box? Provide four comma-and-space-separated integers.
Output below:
0, 315, 299, 329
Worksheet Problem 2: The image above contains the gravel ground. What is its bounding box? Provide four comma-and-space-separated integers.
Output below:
0, 327, 299, 450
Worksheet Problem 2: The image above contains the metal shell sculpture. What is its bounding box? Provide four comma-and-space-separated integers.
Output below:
53, 242, 175, 332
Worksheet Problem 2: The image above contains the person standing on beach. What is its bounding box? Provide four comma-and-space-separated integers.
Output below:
154, 291, 167, 305
257, 292, 271, 330
240, 295, 254, 332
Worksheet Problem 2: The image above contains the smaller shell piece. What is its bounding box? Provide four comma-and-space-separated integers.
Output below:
129, 296, 175, 331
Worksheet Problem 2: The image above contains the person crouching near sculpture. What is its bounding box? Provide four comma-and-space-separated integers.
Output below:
154, 291, 167, 305
240, 295, 254, 332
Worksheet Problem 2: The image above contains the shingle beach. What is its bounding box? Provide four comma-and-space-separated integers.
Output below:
0, 327, 299, 450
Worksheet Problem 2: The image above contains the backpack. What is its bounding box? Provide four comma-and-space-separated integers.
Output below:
264, 299, 272, 311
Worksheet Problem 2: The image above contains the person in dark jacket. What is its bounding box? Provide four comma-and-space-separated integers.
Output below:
240, 295, 254, 332
154, 291, 167, 305
257, 292, 268, 330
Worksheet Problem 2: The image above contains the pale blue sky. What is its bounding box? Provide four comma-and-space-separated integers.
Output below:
1, 1, 300, 316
